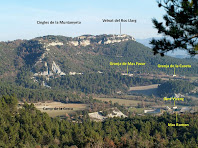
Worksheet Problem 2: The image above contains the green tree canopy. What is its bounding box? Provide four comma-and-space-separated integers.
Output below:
150, 0, 198, 56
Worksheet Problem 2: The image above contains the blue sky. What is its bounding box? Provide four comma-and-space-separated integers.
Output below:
0, 0, 166, 41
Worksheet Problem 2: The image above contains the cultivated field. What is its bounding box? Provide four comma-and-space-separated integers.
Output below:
32, 102, 87, 117
188, 94, 198, 101
128, 84, 159, 96
129, 107, 148, 114
187, 76, 198, 82
95, 97, 142, 107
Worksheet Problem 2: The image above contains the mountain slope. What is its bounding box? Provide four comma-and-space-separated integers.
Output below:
0, 34, 198, 83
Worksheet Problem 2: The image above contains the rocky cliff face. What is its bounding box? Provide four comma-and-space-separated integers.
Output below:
30, 34, 136, 87
67, 34, 135, 47
32, 40, 66, 83
1, 34, 198, 88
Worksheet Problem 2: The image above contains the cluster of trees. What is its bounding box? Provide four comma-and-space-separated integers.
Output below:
90, 41, 198, 75
47, 72, 161, 95
0, 80, 130, 116
17, 40, 45, 66
0, 81, 92, 103
0, 95, 197, 147
151, 0, 198, 56
1, 31, 198, 85
0, 79, 131, 116
157, 80, 195, 97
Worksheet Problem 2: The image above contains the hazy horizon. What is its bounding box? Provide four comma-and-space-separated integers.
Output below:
0, 0, 166, 41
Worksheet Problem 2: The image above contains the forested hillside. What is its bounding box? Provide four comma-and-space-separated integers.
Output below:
0, 35, 197, 100
0, 35, 198, 82
157, 80, 195, 97
47, 72, 162, 94
0, 95, 197, 148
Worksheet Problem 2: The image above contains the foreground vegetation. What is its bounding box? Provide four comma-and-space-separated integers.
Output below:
0, 95, 197, 148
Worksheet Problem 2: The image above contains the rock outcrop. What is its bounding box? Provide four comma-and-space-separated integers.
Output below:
52, 61, 66, 75
68, 34, 135, 47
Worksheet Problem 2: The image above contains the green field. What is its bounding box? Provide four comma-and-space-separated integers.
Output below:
95, 97, 142, 107
129, 107, 146, 114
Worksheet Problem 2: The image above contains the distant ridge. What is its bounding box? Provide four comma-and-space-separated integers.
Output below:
0, 34, 197, 83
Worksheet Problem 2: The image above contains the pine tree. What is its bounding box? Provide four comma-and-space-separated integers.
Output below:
150, 0, 198, 56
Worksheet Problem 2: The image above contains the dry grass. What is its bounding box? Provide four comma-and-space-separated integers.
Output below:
33, 102, 88, 117
129, 84, 159, 91
128, 84, 159, 96
34, 102, 87, 108
94, 97, 142, 107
